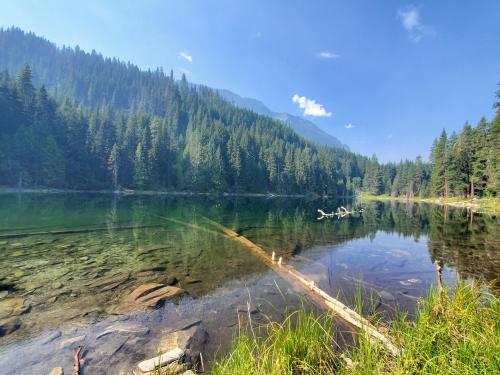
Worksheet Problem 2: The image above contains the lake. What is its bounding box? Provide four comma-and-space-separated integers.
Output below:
0, 193, 498, 374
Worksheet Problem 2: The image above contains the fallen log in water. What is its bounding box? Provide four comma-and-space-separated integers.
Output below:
200, 215, 399, 357
0, 224, 164, 239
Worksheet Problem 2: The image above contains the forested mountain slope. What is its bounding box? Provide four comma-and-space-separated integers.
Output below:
0, 27, 369, 194
0, 64, 368, 193
219, 89, 347, 150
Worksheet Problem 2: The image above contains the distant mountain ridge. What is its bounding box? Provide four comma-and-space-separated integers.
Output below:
219, 89, 348, 150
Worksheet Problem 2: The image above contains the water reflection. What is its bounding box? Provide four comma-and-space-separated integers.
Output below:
0, 193, 498, 372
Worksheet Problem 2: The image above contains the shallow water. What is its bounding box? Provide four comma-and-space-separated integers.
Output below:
0, 194, 498, 374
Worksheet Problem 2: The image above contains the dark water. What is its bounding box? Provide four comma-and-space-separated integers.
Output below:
0, 194, 498, 374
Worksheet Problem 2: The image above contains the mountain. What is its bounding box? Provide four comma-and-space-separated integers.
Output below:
219, 89, 347, 150
0, 27, 368, 194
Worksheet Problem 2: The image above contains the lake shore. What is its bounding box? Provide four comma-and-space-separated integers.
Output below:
0, 186, 316, 199
358, 193, 500, 215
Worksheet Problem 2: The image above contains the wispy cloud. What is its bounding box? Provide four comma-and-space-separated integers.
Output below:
178, 51, 193, 62
345, 123, 354, 129
387, 133, 393, 139
397, 6, 432, 43
317, 51, 340, 59
292, 94, 332, 117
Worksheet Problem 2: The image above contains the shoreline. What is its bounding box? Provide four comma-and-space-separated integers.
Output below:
0, 187, 312, 199
358, 193, 500, 215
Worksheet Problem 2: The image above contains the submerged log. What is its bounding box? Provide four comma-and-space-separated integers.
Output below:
200, 216, 399, 356
0, 224, 163, 239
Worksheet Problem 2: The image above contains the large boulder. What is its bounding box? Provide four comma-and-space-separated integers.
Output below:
116, 283, 185, 314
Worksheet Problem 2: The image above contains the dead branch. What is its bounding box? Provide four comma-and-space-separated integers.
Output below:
73, 346, 82, 375
435, 260, 443, 291
317, 207, 359, 220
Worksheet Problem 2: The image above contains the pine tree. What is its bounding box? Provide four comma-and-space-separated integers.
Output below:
133, 142, 148, 189
108, 143, 120, 190
430, 129, 448, 197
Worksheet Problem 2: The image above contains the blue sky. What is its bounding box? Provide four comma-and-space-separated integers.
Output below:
1, 0, 499, 162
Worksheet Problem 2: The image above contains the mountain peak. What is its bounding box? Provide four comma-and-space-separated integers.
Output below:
219, 89, 348, 150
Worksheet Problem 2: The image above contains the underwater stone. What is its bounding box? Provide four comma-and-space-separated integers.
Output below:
59, 334, 85, 349
96, 322, 149, 339
166, 276, 178, 286
41, 330, 62, 344
116, 283, 185, 314
0, 317, 21, 336
48, 367, 63, 375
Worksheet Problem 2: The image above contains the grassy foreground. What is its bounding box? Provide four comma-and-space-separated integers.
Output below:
212, 282, 499, 374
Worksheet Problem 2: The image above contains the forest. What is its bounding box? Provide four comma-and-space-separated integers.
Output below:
0, 27, 498, 198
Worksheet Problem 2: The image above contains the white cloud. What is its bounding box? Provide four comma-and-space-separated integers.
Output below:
178, 51, 193, 62
292, 94, 332, 117
317, 51, 340, 59
397, 6, 431, 43
398, 6, 420, 31
345, 123, 354, 129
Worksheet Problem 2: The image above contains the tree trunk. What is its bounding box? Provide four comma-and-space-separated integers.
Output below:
470, 179, 474, 199
444, 177, 449, 199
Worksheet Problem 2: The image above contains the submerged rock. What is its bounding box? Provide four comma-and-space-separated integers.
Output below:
48, 367, 63, 375
158, 324, 207, 353
59, 334, 85, 349
0, 297, 30, 319
0, 317, 21, 336
116, 283, 185, 314
95, 334, 129, 356
236, 304, 259, 314
378, 290, 396, 301
87, 274, 130, 291
96, 322, 149, 339
184, 277, 202, 284
41, 330, 62, 344
166, 276, 178, 286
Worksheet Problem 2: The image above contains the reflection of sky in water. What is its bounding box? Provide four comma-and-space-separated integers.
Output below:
0, 194, 498, 374
291, 231, 459, 316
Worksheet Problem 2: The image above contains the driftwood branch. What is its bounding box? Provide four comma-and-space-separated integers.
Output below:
317, 207, 363, 220
73, 346, 82, 375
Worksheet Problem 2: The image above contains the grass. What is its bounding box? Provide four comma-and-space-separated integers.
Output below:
212, 307, 341, 374
212, 282, 500, 374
